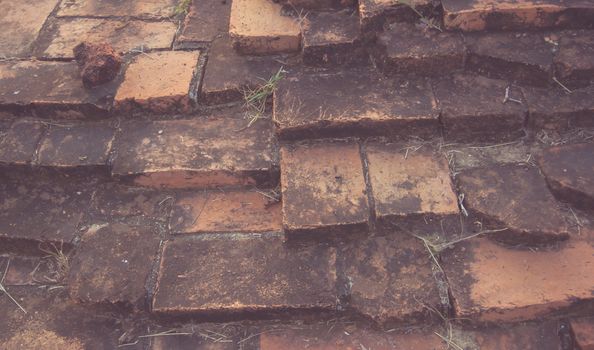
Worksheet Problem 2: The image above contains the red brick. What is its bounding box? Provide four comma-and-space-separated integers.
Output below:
0, 61, 116, 119
571, 317, 594, 350
0, 120, 46, 165
36, 123, 115, 170
456, 165, 569, 245
114, 51, 200, 114
276, 0, 355, 10
151, 335, 234, 350
523, 85, 594, 131
0, 171, 94, 255
260, 326, 445, 350
199, 39, 282, 105
465, 32, 554, 86
152, 236, 337, 317
366, 142, 459, 234
273, 69, 439, 140
554, 30, 594, 89
111, 118, 275, 189
443, 236, 594, 322
471, 321, 560, 350
433, 74, 526, 142
0, 0, 58, 57
57, 0, 177, 18
377, 22, 465, 77
0, 256, 55, 286
169, 190, 282, 234
229, 0, 301, 54
442, 0, 594, 31
39, 18, 177, 59
302, 11, 365, 67
280, 142, 369, 240
68, 223, 160, 307
176, 0, 232, 47
338, 235, 446, 325
538, 143, 594, 213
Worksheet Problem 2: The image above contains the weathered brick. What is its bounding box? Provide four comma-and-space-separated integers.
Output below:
39, 18, 176, 59
0, 120, 46, 165
359, 0, 438, 30
229, 0, 301, 54
169, 190, 282, 234
471, 321, 560, 350
443, 236, 594, 322
457, 165, 569, 245
280, 142, 369, 240
442, 0, 594, 31
302, 11, 365, 67
0, 0, 58, 57
338, 235, 445, 325
523, 85, 594, 130
0, 171, 94, 255
0, 60, 116, 118
366, 142, 459, 234
68, 223, 160, 307
114, 51, 200, 114
571, 317, 594, 350
554, 30, 594, 89
275, 0, 355, 10
377, 22, 464, 77
433, 74, 526, 142
152, 334, 235, 350
36, 123, 115, 170
465, 32, 554, 86
538, 143, 594, 213
57, 0, 177, 18
152, 236, 337, 317
199, 39, 282, 105
176, 0, 232, 47
111, 118, 275, 189
0, 256, 56, 286
274, 69, 439, 140
260, 326, 445, 350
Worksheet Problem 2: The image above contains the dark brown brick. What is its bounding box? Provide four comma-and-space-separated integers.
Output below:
276, 0, 355, 10
571, 317, 594, 350
111, 118, 275, 189
433, 74, 527, 142
554, 30, 594, 89
538, 143, 594, 213
280, 142, 369, 240
68, 223, 160, 307
57, 0, 177, 18
274, 69, 439, 140
0, 120, 46, 165
169, 190, 282, 234
152, 236, 337, 317
359, 0, 438, 31
456, 164, 569, 245
366, 142, 459, 234
260, 326, 444, 350
151, 334, 235, 350
176, 0, 232, 47
442, 0, 594, 31
0, 171, 94, 255
523, 85, 594, 131
36, 123, 115, 170
0, 61, 116, 119
442, 236, 594, 322
199, 39, 282, 105
338, 235, 446, 326
465, 32, 554, 86
302, 11, 365, 67
376, 22, 464, 77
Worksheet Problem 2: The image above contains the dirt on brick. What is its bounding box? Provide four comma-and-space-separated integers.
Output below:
73, 42, 122, 88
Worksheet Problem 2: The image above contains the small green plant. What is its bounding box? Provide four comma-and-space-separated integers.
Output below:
243, 67, 286, 127
397, 0, 442, 32
174, 0, 192, 16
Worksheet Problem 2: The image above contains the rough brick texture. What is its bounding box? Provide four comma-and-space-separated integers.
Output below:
176, 0, 232, 46
57, 0, 177, 18
152, 236, 337, 317
280, 142, 369, 240
0, 121, 46, 166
